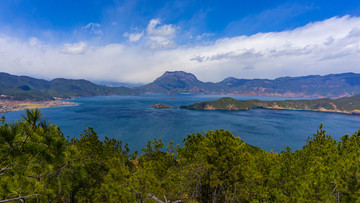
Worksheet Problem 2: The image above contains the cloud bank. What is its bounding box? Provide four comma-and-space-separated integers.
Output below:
0, 16, 360, 83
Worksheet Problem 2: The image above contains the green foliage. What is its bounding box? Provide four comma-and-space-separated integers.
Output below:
179, 130, 252, 202
1, 110, 360, 202
0, 109, 68, 202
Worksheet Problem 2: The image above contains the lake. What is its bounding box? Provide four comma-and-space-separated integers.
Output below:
2, 94, 360, 153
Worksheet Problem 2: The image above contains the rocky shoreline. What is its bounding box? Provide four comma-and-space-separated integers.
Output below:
0, 99, 77, 114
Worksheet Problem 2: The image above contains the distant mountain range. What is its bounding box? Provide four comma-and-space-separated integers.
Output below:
2, 71, 360, 100
0, 72, 136, 100
136, 71, 360, 98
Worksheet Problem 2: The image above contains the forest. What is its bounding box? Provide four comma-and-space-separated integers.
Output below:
1, 109, 360, 202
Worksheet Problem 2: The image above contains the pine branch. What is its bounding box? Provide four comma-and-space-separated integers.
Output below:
0, 194, 38, 202
148, 194, 165, 203
147, 194, 181, 203
0, 165, 9, 174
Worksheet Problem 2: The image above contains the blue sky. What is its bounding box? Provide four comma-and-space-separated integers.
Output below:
0, 0, 360, 82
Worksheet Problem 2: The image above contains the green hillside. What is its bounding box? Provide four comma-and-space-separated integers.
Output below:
0, 72, 137, 100
48, 78, 135, 98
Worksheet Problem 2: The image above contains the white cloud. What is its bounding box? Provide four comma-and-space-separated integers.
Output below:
147, 19, 176, 37
83, 23, 103, 35
123, 31, 144, 42
123, 19, 177, 49
61, 42, 87, 54
145, 19, 177, 49
0, 16, 360, 83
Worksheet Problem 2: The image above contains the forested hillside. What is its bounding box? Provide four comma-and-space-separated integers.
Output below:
0, 72, 136, 100
1, 109, 360, 202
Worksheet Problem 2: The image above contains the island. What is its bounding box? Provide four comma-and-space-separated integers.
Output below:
150, 104, 174, 109
179, 95, 360, 115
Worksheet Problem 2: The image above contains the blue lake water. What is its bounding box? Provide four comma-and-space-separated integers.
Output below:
2, 94, 360, 153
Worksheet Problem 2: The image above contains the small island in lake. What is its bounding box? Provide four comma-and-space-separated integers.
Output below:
150, 104, 174, 109
180, 95, 360, 115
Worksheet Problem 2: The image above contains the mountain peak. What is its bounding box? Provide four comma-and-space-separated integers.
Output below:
157, 71, 198, 82
136, 71, 216, 94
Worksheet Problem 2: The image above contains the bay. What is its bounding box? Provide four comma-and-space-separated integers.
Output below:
2, 94, 360, 153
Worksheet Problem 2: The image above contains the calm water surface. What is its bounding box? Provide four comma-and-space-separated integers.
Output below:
2, 94, 360, 152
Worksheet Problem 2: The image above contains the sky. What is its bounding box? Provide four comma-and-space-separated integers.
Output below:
0, 0, 360, 83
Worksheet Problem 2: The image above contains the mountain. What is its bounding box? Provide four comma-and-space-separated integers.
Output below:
3, 71, 360, 100
180, 94, 360, 114
0, 72, 137, 100
138, 71, 360, 98
136, 71, 228, 94
219, 72, 360, 98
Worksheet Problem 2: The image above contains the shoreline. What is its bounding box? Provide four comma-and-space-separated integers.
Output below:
0, 99, 78, 114
183, 104, 359, 115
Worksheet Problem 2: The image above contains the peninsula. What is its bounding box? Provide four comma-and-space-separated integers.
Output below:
0, 99, 77, 114
180, 95, 360, 115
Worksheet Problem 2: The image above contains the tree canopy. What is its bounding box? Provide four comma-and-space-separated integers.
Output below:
1, 109, 359, 202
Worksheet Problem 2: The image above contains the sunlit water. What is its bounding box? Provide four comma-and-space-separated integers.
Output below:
2, 94, 360, 152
